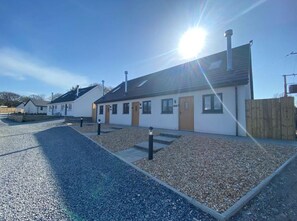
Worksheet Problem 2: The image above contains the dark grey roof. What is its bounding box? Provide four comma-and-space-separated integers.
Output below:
26, 99, 49, 107
50, 85, 97, 104
95, 44, 252, 104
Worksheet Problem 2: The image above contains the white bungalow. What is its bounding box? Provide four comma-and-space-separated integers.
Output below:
95, 32, 254, 136
47, 85, 103, 117
15, 102, 26, 113
24, 99, 48, 114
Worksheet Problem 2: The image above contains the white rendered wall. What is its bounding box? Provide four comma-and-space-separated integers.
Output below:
47, 86, 103, 117
37, 106, 47, 114
97, 85, 249, 136
71, 86, 102, 117
24, 101, 38, 114
47, 102, 74, 116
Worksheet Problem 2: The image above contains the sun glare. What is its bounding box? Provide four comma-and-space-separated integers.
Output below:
178, 27, 207, 59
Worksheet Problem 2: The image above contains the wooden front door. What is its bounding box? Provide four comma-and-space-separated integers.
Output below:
105, 105, 110, 124
132, 102, 139, 126
179, 96, 194, 131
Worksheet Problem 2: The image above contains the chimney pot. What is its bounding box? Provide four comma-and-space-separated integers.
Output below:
76, 85, 79, 97
125, 71, 128, 94
224, 29, 233, 71
102, 80, 105, 96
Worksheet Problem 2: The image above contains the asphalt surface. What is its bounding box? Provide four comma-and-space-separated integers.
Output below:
0, 120, 215, 221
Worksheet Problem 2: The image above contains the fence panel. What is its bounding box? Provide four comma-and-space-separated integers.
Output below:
246, 97, 295, 140
0, 107, 16, 113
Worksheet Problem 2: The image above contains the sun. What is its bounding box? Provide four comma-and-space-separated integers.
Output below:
178, 27, 207, 59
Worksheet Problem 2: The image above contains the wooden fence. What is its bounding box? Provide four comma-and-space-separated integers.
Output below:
0, 107, 16, 113
246, 97, 296, 140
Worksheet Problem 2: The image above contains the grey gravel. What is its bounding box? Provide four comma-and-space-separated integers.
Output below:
0, 120, 215, 221
135, 134, 296, 212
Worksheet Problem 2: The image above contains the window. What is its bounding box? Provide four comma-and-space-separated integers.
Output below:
142, 101, 151, 114
99, 105, 103, 114
208, 60, 222, 70
137, 80, 148, 87
68, 104, 72, 110
61, 105, 64, 110
112, 87, 121, 93
161, 99, 173, 114
112, 104, 117, 114
123, 103, 129, 114
40, 107, 43, 110
203, 93, 223, 113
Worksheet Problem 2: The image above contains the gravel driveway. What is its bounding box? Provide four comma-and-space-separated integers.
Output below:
0, 120, 215, 221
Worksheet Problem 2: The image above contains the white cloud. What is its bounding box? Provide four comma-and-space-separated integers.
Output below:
0, 47, 90, 89
0, 71, 25, 80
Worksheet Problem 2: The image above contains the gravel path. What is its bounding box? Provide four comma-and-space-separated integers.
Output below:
0, 122, 215, 220
72, 124, 162, 153
90, 127, 161, 152
135, 134, 296, 213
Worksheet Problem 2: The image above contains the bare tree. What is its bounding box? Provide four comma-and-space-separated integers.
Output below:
29, 94, 46, 101
47, 93, 62, 101
0, 92, 22, 107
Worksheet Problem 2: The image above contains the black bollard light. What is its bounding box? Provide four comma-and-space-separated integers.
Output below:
80, 117, 83, 127
148, 126, 153, 160
97, 119, 101, 135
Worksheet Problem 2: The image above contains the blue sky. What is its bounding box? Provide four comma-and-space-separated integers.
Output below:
0, 0, 296, 99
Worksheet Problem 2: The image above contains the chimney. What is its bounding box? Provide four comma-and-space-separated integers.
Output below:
125, 71, 128, 93
76, 85, 79, 97
102, 80, 105, 96
224, 29, 233, 71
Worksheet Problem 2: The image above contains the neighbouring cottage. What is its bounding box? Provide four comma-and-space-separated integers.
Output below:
95, 31, 254, 136
15, 101, 26, 113
47, 85, 103, 117
24, 99, 48, 114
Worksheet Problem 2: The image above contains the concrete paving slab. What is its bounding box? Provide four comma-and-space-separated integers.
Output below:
110, 126, 123, 130
115, 147, 147, 162
159, 132, 182, 138
154, 136, 176, 144
134, 141, 168, 152
101, 128, 116, 133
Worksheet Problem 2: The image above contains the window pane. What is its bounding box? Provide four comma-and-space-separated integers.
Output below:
162, 99, 173, 113
162, 100, 166, 112
123, 103, 129, 114
112, 104, 117, 114
143, 101, 151, 114
148, 101, 151, 112
214, 94, 222, 110
204, 96, 211, 110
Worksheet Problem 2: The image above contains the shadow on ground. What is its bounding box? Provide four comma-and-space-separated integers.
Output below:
34, 126, 215, 221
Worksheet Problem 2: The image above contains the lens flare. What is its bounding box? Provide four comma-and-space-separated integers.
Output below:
178, 27, 207, 59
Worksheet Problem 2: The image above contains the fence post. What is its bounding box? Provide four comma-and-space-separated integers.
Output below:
80, 117, 83, 127
97, 119, 101, 135
148, 127, 153, 160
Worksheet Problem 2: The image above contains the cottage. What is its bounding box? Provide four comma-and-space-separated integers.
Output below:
48, 85, 103, 117
95, 33, 253, 136
15, 101, 26, 113
24, 99, 48, 114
